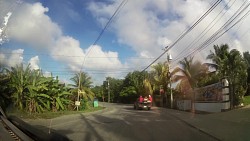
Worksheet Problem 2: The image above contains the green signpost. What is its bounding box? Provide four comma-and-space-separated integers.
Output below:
94, 98, 98, 107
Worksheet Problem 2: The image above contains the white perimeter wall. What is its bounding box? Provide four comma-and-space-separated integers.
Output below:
194, 102, 230, 112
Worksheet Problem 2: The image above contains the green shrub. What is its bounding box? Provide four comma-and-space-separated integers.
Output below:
80, 98, 93, 110
243, 96, 250, 106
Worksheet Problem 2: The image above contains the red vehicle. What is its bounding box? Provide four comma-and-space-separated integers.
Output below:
134, 96, 152, 110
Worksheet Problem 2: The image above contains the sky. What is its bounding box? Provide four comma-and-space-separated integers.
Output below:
0, 0, 250, 85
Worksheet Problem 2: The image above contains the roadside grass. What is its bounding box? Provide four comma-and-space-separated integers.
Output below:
6, 106, 105, 119
243, 96, 250, 106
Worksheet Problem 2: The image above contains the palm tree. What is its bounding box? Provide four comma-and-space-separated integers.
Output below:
70, 72, 94, 104
171, 57, 209, 111
151, 61, 171, 107
119, 71, 149, 103
207, 44, 248, 106
227, 49, 247, 105
142, 79, 153, 97
172, 57, 208, 89
206, 44, 230, 77
151, 61, 170, 94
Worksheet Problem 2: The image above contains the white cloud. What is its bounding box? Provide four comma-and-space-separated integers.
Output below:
52, 36, 85, 71
3, 1, 125, 84
88, 0, 194, 61
83, 45, 125, 85
2, 0, 250, 85
0, 53, 6, 65
28, 56, 40, 70
0, 49, 23, 67
84, 45, 123, 70
7, 2, 62, 48
7, 49, 23, 67
175, 0, 210, 25
43, 71, 52, 77
0, 48, 41, 70
88, 0, 160, 57
88, 0, 250, 70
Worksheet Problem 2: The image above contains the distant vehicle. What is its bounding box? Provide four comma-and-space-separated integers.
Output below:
134, 96, 152, 110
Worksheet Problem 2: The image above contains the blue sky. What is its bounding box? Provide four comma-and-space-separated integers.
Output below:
1, 0, 250, 85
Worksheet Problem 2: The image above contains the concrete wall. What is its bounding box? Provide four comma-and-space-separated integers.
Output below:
194, 102, 222, 112
194, 101, 230, 112
177, 100, 191, 110
193, 79, 230, 113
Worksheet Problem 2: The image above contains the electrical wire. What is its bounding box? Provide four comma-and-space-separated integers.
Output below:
0, 52, 169, 60
141, 0, 222, 72
93, 0, 127, 46
5, 0, 249, 79
172, 0, 250, 67
173, 0, 236, 64
79, 0, 128, 73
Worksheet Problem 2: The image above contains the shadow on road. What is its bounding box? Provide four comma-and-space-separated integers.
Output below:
8, 116, 71, 141
77, 105, 168, 141
88, 114, 140, 141
27, 124, 74, 141
80, 114, 105, 141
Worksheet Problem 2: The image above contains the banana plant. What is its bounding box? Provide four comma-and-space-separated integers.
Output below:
7, 64, 31, 110
47, 76, 72, 112
26, 70, 51, 113
0, 68, 11, 111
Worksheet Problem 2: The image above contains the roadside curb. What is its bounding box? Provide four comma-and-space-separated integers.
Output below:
166, 109, 221, 141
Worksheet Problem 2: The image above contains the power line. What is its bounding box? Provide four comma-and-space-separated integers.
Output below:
79, 0, 128, 73
173, 0, 236, 64
172, 0, 250, 66
93, 0, 127, 46
0, 52, 169, 60
193, 1, 250, 52
199, 6, 250, 51
141, 0, 222, 72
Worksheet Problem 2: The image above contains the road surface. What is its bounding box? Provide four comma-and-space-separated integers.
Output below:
25, 103, 217, 141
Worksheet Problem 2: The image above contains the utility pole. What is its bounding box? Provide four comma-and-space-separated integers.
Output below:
76, 72, 82, 111
108, 79, 110, 103
167, 53, 173, 109
170, 75, 173, 109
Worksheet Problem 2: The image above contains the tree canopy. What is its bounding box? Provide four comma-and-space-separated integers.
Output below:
1, 44, 249, 111
207, 44, 248, 105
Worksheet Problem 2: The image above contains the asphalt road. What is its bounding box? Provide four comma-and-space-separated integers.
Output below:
25, 103, 217, 141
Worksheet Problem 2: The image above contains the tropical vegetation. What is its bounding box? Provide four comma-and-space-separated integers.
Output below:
0, 44, 249, 113
207, 44, 248, 106
70, 72, 95, 110
0, 64, 94, 113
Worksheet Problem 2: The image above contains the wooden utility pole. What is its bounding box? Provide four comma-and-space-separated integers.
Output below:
108, 79, 110, 103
